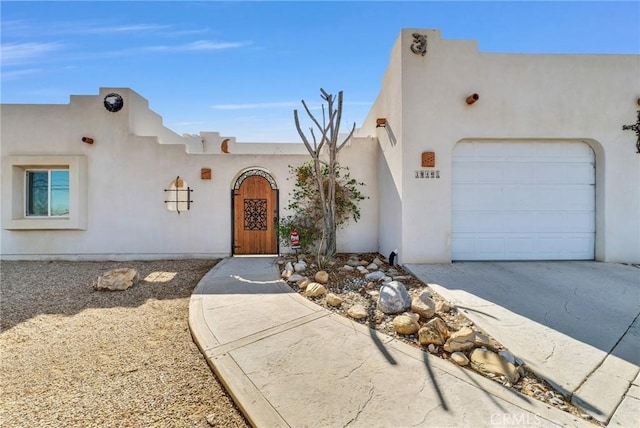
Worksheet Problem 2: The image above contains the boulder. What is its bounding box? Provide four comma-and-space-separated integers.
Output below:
418, 318, 448, 346
366, 263, 378, 270
411, 291, 436, 319
443, 327, 477, 352
95, 268, 139, 291
347, 304, 368, 320
377, 281, 411, 314
293, 261, 307, 272
392, 315, 420, 335
325, 293, 344, 307
372, 257, 383, 266
304, 282, 326, 297
470, 348, 520, 384
314, 270, 329, 284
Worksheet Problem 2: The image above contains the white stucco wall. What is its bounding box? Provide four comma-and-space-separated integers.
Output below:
1, 88, 378, 260
361, 29, 640, 264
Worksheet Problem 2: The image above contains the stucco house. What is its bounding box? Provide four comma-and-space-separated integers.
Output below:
2, 29, 639, 263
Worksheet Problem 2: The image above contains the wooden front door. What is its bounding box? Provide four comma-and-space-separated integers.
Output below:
233, 174, 278, 255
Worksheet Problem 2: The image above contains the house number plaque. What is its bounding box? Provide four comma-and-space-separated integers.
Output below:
415, 170, 441, 179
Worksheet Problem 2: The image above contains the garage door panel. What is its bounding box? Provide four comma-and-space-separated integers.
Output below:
452, 141, 595, 261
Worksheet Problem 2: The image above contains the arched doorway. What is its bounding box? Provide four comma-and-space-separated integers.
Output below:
232, 169, 279, 255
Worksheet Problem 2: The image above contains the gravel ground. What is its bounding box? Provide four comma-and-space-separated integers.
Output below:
0, 259, 250, 428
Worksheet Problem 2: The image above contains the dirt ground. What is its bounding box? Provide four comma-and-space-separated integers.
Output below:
0, 259, 249, 428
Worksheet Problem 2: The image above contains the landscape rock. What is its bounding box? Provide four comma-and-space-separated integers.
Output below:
366, 263, 378, 270
284, 262, 294, 272
304, 282, 326, 297
94, 268, 139, 291
293, 262, 307, 272
364, 271, 385, 281
474, 333, 491, 347
297, 278, 311, 290
346, 259, 361, 267
436, 301, 452, 313
286, 274, 304, 283
418, 318, 448, 346
347, 304, 368, 320
377, 281, 411, 314
427, 344, 438, 354
450, 352, 470, 366
340, 265, 355, 271
326, 293, 344, 307
411, 291, 436, 319
392, 315, 420, 335
372, 257, 383, 266
281, 269, 293, 279
470, 348, 520, 384
314, 271, 329, 284
443, 327, 477, 352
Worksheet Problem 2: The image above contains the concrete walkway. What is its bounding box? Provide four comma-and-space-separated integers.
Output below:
189, 257, 594, 428
405, 262, 640, 427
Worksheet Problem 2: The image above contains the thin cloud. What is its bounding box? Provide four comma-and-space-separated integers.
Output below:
212, 101, 298, 110
145, 40, 252, 52
0, 68, 43, 80
0, 42, 64, 66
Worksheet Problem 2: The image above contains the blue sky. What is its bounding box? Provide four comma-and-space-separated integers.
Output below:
2, 1, 639, 142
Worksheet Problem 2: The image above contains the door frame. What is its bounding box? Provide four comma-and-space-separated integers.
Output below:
231, 168, 279, 256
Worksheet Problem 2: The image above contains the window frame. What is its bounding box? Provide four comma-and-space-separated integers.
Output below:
2, 155, 87, 230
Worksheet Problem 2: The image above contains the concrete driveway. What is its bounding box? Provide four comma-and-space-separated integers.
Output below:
405, 261, 640, 426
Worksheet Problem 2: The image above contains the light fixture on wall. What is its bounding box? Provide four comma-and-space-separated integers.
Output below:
82, 137, 94, 144
466, 93, 479, 105
622, 110, 640, 154
376, 118, 397, 147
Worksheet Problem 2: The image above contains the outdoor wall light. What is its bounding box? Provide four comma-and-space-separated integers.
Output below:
82, 137, 94, 144
376, 118, 387, 128
466, 93, 480, 105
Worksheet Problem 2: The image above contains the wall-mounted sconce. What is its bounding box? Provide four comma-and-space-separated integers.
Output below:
622, 110, 640, 154
375, 117, 397, 147
466, 93, 480, 105
201, 168, 212, 180
81, 137, 94, 144
422, 151, 436, 168
221, 138, 230, 154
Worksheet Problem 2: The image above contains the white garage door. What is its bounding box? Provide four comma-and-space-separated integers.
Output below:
452, 141, 595, 260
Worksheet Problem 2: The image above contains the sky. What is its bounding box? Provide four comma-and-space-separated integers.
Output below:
2, 1, 639, 143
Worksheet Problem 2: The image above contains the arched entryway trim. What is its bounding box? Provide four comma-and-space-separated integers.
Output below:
233, 168, 278, 190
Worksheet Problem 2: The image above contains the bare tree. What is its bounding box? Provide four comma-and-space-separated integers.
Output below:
293, 88, 356, 258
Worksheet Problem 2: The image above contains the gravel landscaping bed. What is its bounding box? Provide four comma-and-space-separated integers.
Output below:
0, 259, 249, 428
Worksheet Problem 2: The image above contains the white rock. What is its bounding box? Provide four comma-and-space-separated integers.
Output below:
293, 262, 307, 272
284, 262, 294, 272
340, 265, 355, 271
377, 281, 412, 314
366, 263, 378, 270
